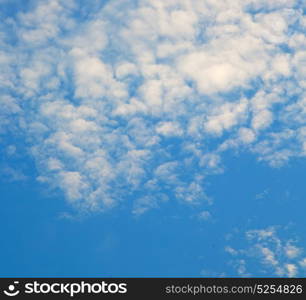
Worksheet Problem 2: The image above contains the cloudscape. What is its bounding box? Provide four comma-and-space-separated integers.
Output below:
1, 0, 306, 277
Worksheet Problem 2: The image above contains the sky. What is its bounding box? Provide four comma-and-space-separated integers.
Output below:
1, 0, 306, 278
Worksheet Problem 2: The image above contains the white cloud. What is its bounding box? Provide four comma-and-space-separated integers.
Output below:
226, 226, 306, 277
198, 210, 211, 221
1, 0, 306, 213
284, 264, 298, 278
47, 158, 64, 171
59, 171, 88, 202
156, 122, 183, 137
285, 244, 302, 259
258, 246, 278, 266
204, 99, 248, 136
299, 258, 306, 268
115, 62, 138, 79
225, 246, 238, 256
238, 128, 256, 144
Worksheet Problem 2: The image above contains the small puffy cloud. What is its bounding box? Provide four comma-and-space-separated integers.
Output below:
299, 258, 306, 268
154, 161, 179, 184
285, 244, 302, 259
69, 119, 98, 133
47, 158, 64, 171
252, 110, 273, 131
225, 246, 238, 256
198, 210, 211, 221
176, 180, 209, 204
156, 122, 183, 137
204, 99, 248, 136
271, 54, 291, 77
59, 171, 88, 202
238, 128, 256, 144
115, 62, 138, 79
258, 246, 278, 266
283, 264, 298, 278
0, 96, 21, 115
72, 54, 126, 100
179, 54, 242, 94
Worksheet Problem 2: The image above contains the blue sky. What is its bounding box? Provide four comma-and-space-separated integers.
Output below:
1, 0, 306, 277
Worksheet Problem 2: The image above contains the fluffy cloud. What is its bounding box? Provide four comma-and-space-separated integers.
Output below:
1, 0, 306, 212
226, 227, 306, 277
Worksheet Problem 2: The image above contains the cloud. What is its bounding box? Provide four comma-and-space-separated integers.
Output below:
300, 258, 306, 268
198, 210, 212, 221
0, 166, 28, 182
156, 121, 183, 137
1, 0, 306, 213
226, 226, 306, 277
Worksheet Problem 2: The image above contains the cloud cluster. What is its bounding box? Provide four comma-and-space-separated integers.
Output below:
226, 226, 306, 277
1, 0, 306, 211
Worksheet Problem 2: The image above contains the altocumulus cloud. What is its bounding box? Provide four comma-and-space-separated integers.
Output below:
1, 0, 306, 214
225, 226, 306, 277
